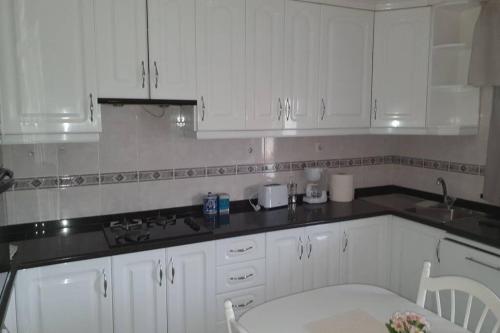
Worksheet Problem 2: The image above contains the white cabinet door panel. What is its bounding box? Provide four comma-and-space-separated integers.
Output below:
15, 258, 112, 333
95, 0, 149, 98
196, 0, 245, 130
372, 7, 431, 128
0, 0, 101, 135
216, 259, 266, 294
303, 223, 341, 291
266, 228, 304, 300
112, 249, 167, 333
149, 0, 196, 99
3, 287, 17, 333
245, 0, 285, 130
340, 216, 390, 288
167, 241, 216, 333
284, 0, 321, 130
216, 233, 266, 265
318, 6, 373, 128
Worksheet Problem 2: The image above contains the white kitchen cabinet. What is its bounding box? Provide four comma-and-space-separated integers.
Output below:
303, 223, 341, 291
372, 7, 431, 128
0, 0, 101, 143
112, 249, 167, 333
217, 259, 266, 294
318, 6, 373, 129
283, 0, 321, 130
196, 0, 246, 130
2, 287, 17, 333
148, 0, 197, 100
339, 216, 390, 288
95, 0, 149, 99
15, 257, 112, 333
216, 233, 266, 266
167, 241, 216, 333
390, 217, 444, 304
245, 0, 286, 130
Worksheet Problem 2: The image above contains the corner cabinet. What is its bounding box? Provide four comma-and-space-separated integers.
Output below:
15, 258, 113, 333
0, 0, 101, 144
196, 0, 246, 131
372, 7, 431, 129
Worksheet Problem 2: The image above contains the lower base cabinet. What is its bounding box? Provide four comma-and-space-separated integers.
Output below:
2, 287, 17, 333
15, 257, 113, 333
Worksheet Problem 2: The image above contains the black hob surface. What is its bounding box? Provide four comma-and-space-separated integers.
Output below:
103, 214, 210, 247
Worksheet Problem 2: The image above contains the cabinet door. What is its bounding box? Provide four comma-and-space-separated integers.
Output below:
283, 0, 321, 129
196, 0, 245, 130
0, 0, 101, 135
318, 6, 373, 129
245, 0, 285, 130
340, 217, 390, 288
95, 0, 149, 98
148, 0, 196, 99
3, 287, 17, 333
167, 241, 216, 333
112, 249, 167, 333
266, 228, 304, 300
303, 223, 341, 291
372, 7, 431, 128
390, 217, 443, 303
15, 258, 112, 333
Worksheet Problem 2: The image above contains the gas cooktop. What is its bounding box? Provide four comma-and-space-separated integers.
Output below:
103, 213, 210, 247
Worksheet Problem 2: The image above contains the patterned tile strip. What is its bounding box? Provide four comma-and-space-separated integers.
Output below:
10, 155, 485, 191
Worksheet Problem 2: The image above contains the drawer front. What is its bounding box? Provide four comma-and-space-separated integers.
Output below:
217, 259, 266, 293
216, 285, 266, 322
216, 234, 265, 265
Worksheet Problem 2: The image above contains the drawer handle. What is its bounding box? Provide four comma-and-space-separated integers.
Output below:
229, 273, 254, 281
232, 299, 254, 309
229, 246, 253, 254
465, 257, 500, 272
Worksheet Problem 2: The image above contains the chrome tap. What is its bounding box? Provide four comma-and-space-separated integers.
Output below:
436, 177, 455, 210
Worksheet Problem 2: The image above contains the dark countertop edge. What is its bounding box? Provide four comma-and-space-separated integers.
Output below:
0, 269, 16, 326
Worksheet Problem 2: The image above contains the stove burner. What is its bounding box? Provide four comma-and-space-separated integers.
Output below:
110, 217, 143, 231
145, 214, 176, 227
115, 230, 151, 244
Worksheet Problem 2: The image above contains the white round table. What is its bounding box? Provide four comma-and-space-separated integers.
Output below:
239, 284, 467, 333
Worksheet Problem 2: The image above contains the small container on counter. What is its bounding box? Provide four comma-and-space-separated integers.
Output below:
218, 193, 230, 215
203, 192, 218, 215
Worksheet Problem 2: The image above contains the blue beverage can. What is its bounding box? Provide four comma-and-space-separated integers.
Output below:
203, 192, 218, 215
218, 193, 230, 215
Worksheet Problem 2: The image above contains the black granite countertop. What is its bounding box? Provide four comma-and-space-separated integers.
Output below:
1, 186, 500, 325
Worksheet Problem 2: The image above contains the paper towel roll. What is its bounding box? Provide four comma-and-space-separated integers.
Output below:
329, 173, 354, 202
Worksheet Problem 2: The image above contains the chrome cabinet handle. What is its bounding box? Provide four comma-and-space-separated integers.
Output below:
154, 61, 159, 89
307, 235, 312, 259
232, 299, 254, 309
373, 99, 378, 120
278, 98, 283, 120
89, 93, 94, 122
321, 98, 326, 120
229, 246, 253, 254
342, 232, 348, 253
102, 269, 108, 298
436, 239, 441, 263
465, 257, 500, 271
298, 237, 304, 260
286, 98, 291, 121
169, 257, 175, 284
229, 273, 254, 281
201, 96, 206, 121
141, 61, 146, 89
158, 260, 163, 287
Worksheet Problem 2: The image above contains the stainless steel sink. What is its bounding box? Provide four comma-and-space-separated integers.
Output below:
405, 202, 482, 223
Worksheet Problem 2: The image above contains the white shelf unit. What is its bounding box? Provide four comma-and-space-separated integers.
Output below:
427, 0, 481, 132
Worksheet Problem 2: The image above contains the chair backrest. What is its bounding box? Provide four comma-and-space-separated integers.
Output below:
416, 261, 500, 333
224, 300, 250, 333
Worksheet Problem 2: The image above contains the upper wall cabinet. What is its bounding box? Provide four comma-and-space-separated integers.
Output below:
0, 0, 101, 144
318, 6, 373, 129
372, 7, 431, 128
284, 1, 321, 130
196, 0, 246, 131
95, 0, 149, 99
96, 0, 196, 100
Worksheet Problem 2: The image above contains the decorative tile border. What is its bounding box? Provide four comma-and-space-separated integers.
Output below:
10, 155, 485, 191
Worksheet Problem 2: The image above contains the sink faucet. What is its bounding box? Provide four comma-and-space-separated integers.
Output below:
436, 177, 455, 210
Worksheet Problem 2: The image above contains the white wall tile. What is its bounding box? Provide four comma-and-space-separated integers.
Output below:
59, 186, 101, 219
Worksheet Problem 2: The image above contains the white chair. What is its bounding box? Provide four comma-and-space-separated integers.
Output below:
416, 261, 500, 333
224, 300, 250, 333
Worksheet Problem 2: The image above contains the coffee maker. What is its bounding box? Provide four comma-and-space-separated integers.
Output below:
303, 167, 327, 204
